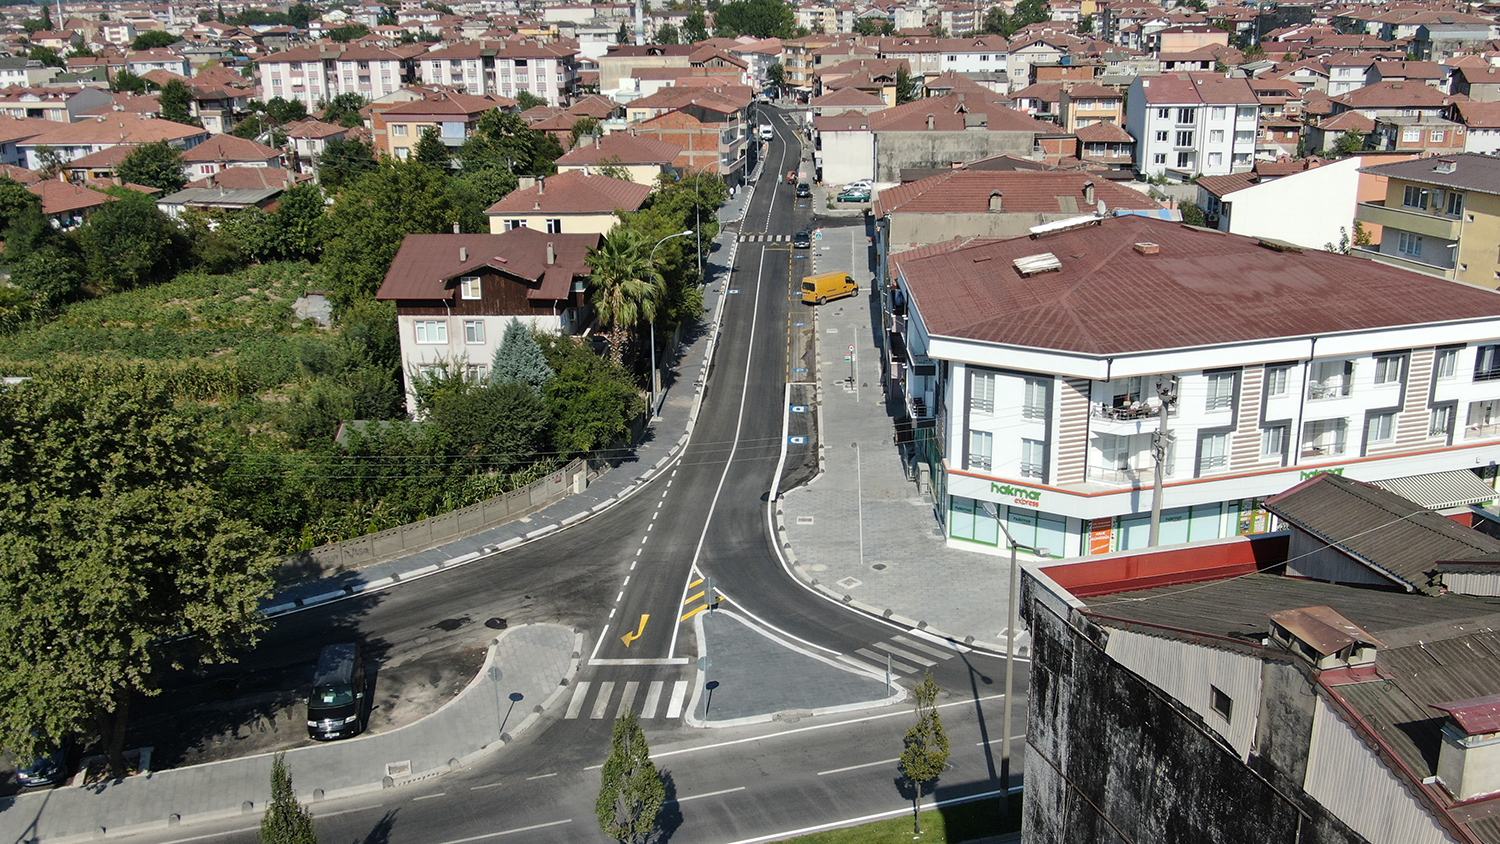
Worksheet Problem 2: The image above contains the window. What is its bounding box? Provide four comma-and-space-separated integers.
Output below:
1374, 353, 1403, 384
1177, 107, 1196, 123
1403, 185, 1429, 209
1309, 359, 1353, 399
464, 319, 485, 343
414, 320, 447, 344
1157, 107, 1171, 119
1021, 438, 1045, 478
1022, 377, 1047, 419
546, 218, 563, 233
1153, 153, 1167, 164
1433, 347, 1458, 379
1208, 152, 1222, 167
1210, 106, 1226, 120
1303, 418, 1348, 456
1261, 426, 1285, 458
1402, 128, 1422, 143
970, 371, 995, 413
392, 124, 408, 136
504, 219, 525, 230
968, 429, 993, 471
1177, 151, 1191, 168
1198, 432, 1227, 474
1176, 130, 1194, 147
1469, 399, 1500, 438
1209, 129, 1224, 143
1431, 405, 1453, 437
1366, 411, 1395, 445
465, 363, 487, 382
1398, 231, 1423, 257
1266, 364, 1291, 396
1476, 345, 1500, 381
1206, 371, 1235, 410
1431, 130, 1445, 143
1447, 191, 1465, 217
1210, 685, 1233, 720
1155, 130, 1168, 142
460, 276, 481, 299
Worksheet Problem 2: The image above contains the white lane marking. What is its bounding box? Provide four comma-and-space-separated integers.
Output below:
471, 782, 503, 790
665, 680, 688, 719
623, 576, 630, 587
590, 681, 616, 719
413, 793, 446, 801
563, 681, 590, 719
891, 634, 964, 659
641, 680, 664, 719
609, 608, 616, 619
587, 625, 611, 663
314, 805, 386, 820
630, 560, 637, 570
870, 641, 937, 666
615, 591, 623, 603
719, 790, 1011, 844
817, 757, 899, 777
836, 654, 885, 675
525, 773, 558, 781
428, 818, 572, 844
616, 681, 640, 718
856, 648, 917, 674
671, 786, 747, 803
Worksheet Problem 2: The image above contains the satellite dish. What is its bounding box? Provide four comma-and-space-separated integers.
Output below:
1097, 199, 1107, 216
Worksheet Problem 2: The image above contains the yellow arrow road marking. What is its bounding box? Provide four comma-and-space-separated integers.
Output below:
681, 606, 708, 623
620, 614, 649, 647
684, 590, 706, 605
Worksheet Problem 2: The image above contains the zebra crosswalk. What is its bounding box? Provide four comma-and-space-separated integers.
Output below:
738, 233, 791, 242
843, 633, 967, 678
563, 678, 690, 721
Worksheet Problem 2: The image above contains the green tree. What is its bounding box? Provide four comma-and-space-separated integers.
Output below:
898, 672, 950, 835
263, 96, 309, 125
3, 204, 54, 264
928, 25, 948, 37
587, 226, 664, 366
116, 141, 187, 193
423, 376, 551, 466
895, 64, 919, 104
9, 245, 85, 313
20, 17, 45, 33
26, 45, 62, 67
492, 319, 555, 394
570, 116, 602, 146
131, 29, 178, 49
276, 183, 327, 260
537, 333, 642, 454
595, 711, 665, 844
1179, 200, 1207, 227
40, 3, 52, 29
0, 373, 275, 778
1333, 129, 1367, 157
413, 127, 450, 169
853, 16, 893, 35
1077, 13, 1093, 33
617, 20, 630, 44
682, 10, 709, 42
74, 190, 181, 291
455, 162, 519, 207
320, 92, 366, 128
656, 22, 679, 43
316, 135, 377, 191
260, 752, 317, 844
765, 61, 785, 94
112, 69, 147, 94
1010, 0, 1049, 31
159, 79, 197, 126
712, 0, 796, 38
0, 176, 40, 231
982, 6, 1010, 35
459, 110, 562, 177
515, 90, 548, 110
328, 23, 371, 42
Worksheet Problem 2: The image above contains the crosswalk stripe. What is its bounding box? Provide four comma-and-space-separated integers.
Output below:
564, 681, 590, 719
891, 635, 961, 660
871, 641, 937, 666
665, 680, 688, 719
616, 681, 639, 719
836, 654, 886, 676
641, 680, 664, 719
857, 648, 919, 674
590, 681, 615, 719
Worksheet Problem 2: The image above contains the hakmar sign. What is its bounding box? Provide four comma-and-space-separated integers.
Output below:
991, 481, 1042, 508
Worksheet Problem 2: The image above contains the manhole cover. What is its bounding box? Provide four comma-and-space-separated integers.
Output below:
485, 618, 508, 630
836, 577, 863, 590
871, 564, 887, 571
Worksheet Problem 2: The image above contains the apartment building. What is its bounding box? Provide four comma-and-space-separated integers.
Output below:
416, 40, 577, 106
1357, 153, 1500, 290
377, 92, 513, 160
891, 214, 1500, 559
1126, 72, 1259, 178
256, 44, 419, 112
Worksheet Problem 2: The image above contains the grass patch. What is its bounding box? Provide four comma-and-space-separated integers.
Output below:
773, 794, 1020, 844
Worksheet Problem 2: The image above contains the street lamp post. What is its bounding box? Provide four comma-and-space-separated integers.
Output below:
648, 229, 694, 419
996, 518, 1048, 823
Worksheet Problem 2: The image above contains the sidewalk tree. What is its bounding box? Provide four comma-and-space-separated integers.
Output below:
899, 671, 950, 835
765, 61, 785, 94
585, 226, 663, 366
261, 752, 318, 844
0, 373, 276, 779
595, 711, 665, 844
117, 141, 188, 193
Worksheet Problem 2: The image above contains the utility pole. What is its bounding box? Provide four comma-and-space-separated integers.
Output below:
1148, 375, 1178, 546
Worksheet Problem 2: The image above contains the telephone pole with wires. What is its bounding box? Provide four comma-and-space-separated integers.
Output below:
1148, 375, 1178, 546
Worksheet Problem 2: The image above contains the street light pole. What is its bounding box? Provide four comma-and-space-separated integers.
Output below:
648, 229, 693, 419
996, 518, 1048, 824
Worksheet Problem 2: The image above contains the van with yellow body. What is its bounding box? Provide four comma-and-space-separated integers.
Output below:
801, 272, 858, 305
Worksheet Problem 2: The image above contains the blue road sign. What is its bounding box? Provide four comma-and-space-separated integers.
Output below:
789, 436, 807, 444
790, 405, 807, 413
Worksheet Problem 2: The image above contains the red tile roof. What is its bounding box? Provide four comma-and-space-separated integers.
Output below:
867, 94, 1064, 134
484, 169, 651, 216
1074, 121, 1134, 143
0, 115, 57, 145
555, 132, 681, 166
27, 180, 114, 216
898, 215, 1500, 356
809, 87, 887, 108
872, 170, 1160, 217
376, 228, 600, 301
1332, 80, 1453, 109
179, 133, 280, 163
20, 113, 205, 147
380, 91, 515, 117
1136, 72, 1258, 105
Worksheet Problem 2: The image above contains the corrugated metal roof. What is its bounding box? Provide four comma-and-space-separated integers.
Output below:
1432, 693, 1500, 735
1375, 470, 1498, 511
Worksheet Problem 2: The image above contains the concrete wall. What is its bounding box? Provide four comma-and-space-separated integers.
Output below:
1220, 156, 1365, 251
886, 211, 1095, 249
873, 129, 1037, 182
485, 213, 618, 235
818, 129, 874, 185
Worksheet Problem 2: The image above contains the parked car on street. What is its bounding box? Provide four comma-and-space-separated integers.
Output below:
838, 187, 871, 202
306, 643, 366, 740
796, 183, 811, 198
16, 739, 69, 788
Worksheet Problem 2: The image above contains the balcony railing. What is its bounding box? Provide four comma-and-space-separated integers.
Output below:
1092, 402, 1174, 421
1020, 462, 1044, 478
1089, 465, 1174, 485
1355, 200, 1462, 240
1307, 382, 1351, 400
1301, 441, 1347, 458
1466, 422, 1500, 440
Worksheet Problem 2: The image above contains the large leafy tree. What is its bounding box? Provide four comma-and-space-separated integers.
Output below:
595, 711, 664, 844
0, 176, 40, 231
424, 377, 551, 467
898, 672, 951, 835
131, 29, 178, 50
413, 126, 450, 169
316, 134, 376, 191
74, 190, 181, 292
765, 62, 785, 94
537, 333, 642, 454
586, 226, 664, 366
656, 22, 679, 43
159, 79, 197, 126
514, 90, 547, 110
116, 141, 187, 193
10, 245, 86, 313
0, 373, 275, 778
458, 110, 562, 177
682, 10, 709, 42
112, 69, 148, 94
275, 183, 327, 260
320, 92, 366, 128
712, 0, 796, 38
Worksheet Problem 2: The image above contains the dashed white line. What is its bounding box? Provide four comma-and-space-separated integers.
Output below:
615, 591, 623, 602
609, 608, 616, 618
623, 576, 630, 586
630, 560, 637, 570
671, 786, 746, 804
526, 773, 558, 781
413, 793, 446, 801
470, 783, 503, 790
817, 758, 899, 777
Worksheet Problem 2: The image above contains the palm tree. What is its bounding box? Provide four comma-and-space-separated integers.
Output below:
586, 227, 664, 367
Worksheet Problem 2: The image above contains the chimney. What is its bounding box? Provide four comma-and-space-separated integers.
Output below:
1084, 180, 1095, 205
1435, 694, 1500, 801
1267, 606, 1379, 671
926, 113, 935, 130
538, 176, 545, 194
452, 221, 460, 234
460, 246, 468, 262
988, 190, 1003, 212
518, 175, 536, 191
546, 242, 556, 264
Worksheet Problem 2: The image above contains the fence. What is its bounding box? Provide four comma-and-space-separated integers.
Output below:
276, 457, 592, 585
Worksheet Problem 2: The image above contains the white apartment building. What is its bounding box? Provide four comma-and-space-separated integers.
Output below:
935, 35, 1011, 75
1126, 71, 1259, 178
891, 214, 1500, 559
417, 40, 577, 106
126, 49, 190, 78
257, 44, 417, 112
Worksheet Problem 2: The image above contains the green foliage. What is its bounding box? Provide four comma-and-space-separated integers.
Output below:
492, 319, 554, 394
570, 116, 602, 146
853, 16, 894, 35
413, 127, 450, 169
765, 61, 785, 91
682, 10, 709, 42
537, 333, 642, 454
0, 371, 276, 777
112, 69, 147, 94
328, 23, 371, 42
316, 135, 376, 191
276, 183, 328, 260
587, 226, 664, 366
132, 29, 179, 50
895, 64, 918, 104
656, 22, 679, 43
712, 0, 796, 38
3, 204, 53, 264
515, 90, 548, 110
8, 245, 85, 315
260, 753, 317, 844
1325, 221, 1372, 255
319, 92, 366, 128
986, 0, 1047, 35
617, 21, 630, 44
74, 191, 182, 292
455, 163, 519, 207
1077, 13, 1093, 33
26, 45, 62, 67
899, 672, 950, 834
422, 0, 454, 12
159, 79, 197, 126
420, 372, 551, 466
1333, 129, 1367, 157
117, 141, 187, 193
0, 176, 39, 231
263, 96, 309, 125
229, 4, 313, 27
1179, 200, 1207, 228
459, 110, 562, 178
596, 711, 664, 844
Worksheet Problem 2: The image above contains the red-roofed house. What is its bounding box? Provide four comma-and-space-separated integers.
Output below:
375, 228, 602, 411
554, 132, 681, 184
179, 134, 283, 179
27, 180, 114, 229
484, 169, 651, 235
16, 113, 208, 171
631, 99, 749, 182
1125, 72, 1260, 178
374, 92, 514, 160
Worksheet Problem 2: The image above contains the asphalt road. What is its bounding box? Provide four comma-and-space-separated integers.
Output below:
108, 107, 1029, 843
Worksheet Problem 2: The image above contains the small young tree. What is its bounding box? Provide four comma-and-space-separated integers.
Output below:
159, 79, 197, 126
260, 752, 318, 844
899, 672, 950, 835
596, 711, 664, 844
492, 319, 555, 393
1333, 129, 1367, 157
413, 127, 450, 169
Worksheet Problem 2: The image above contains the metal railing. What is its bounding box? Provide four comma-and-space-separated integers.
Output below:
1307, 382, 1351, 400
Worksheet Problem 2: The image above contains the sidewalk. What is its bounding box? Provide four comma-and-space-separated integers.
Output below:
774, 220, 1038, 657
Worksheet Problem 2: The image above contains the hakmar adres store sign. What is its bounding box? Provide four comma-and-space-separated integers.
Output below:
991, 481, 1042, 508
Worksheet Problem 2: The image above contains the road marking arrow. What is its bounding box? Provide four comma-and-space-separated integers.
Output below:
621, 614, 650, 647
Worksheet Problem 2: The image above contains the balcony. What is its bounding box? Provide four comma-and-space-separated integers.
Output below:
1356, 200, 1462, 240
1307, 382, 1351, 401
1301, 441, 1347, 458
1354, 243, 1454, 276
1467, 422, 1500, 440
1088, 465, 1173, 486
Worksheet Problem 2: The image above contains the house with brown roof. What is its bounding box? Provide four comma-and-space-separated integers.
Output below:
375, 91, 514, 161
554, 132, 681, 184
1009, 81, 1124, 133
1454, 101, 1500, 154
283, 118, 348, 174
807, 86, 887, 117
484, 169, 651, 235
1125, 71, 1260, 178
27, 180, 114, 229
375, 228, 601, 412
1328, 79, 1455, 122
1075, 121, 1136, 169
178, 134, 282, 180
16, 113, 208, 171
630, 98, 749, 182
1453, 65, 1500, 103
0, 114, 56, 167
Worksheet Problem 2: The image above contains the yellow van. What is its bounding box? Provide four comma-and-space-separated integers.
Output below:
801, 271, 858, 305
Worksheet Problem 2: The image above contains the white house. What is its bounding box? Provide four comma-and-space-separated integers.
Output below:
1126, 71, 1260, 178
812, 108, 874, 186
1195, 157, 1366, 251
